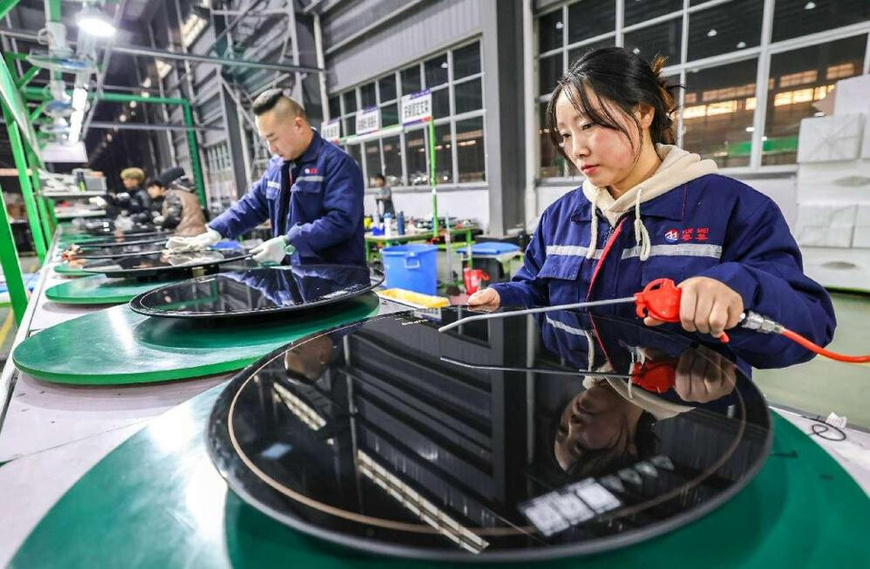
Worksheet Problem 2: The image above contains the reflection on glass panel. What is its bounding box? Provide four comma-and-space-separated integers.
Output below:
382, 135, 403, 186
405, 128, 428, 186
342, 91, 357, 114
425, 54, 449, 88
684, 60, 757, 168
401, 65, 422, 96
689, 0, 761, 61
538, 8, 564, 53
328, 96, 340, 119
456, 118, 485, 183
454, 79, 482, 115
433, 124, 453, 184
539, 102, 563, 178
344, 117, 356, 136
432, 87, 450, 118
364, 142, 381, 187
568, 38, 616, 67
539, 53, 562, 96
624, 0, 682, 27
772, 0, 870, 43
567, 1, 615, 45
764, 36, 867, 165
453, 42, 481, 79
623, 18, 683, 66
379, 75, 397, 103
346, 144, 362, 168
360, 83, 377, 108
381, 102, 399, 127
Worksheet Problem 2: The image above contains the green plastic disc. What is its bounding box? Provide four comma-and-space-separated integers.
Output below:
45, 275, 181, 305
12, 293, 380, 385
53, 262, 91, 277
10, 386, 870, 568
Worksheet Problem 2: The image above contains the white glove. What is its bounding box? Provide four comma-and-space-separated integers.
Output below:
166, 227, 222, 252
153, 215, 165, 225
88, 196, 108, 208
251, 235, 294, 264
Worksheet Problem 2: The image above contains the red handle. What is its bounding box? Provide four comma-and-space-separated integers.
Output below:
630, 360, 677, 393
634, 278, 730, 343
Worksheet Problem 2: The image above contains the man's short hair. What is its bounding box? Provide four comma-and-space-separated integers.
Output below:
375, 173, 386, 182
120, 167, 146, 183
252, 88, 307, 120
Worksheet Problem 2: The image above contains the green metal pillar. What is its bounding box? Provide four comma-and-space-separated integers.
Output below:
0, 178, 28, 323
3, 107, 47, 261
182, 103, 207, 208
428, 118, 439, 237
0, 0, 21, 21
27, 151, 55, 239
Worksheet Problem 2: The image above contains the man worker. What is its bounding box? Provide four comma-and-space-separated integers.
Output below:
166, 89, 366, 266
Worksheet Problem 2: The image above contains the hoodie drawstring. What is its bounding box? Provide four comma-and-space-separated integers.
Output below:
587, 189, 601, 260
633, 188, 651, 262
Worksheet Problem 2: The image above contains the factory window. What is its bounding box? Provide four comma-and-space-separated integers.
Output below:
684, 60, 757, 168
763, 35, 867, 165
687, 0, 762, 62
332, 39, 485, 189
772, 0, 870, 43
623, 18, 682, 66
535, 0, 870, 178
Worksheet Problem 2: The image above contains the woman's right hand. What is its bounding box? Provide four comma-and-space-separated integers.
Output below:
467, 288, 501, 312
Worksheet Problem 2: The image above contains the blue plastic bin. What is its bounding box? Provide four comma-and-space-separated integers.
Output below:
470, 242, 521, 256
381, 244, 438, 295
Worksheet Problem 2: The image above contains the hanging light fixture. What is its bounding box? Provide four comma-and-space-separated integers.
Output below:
77, 5, 116, 38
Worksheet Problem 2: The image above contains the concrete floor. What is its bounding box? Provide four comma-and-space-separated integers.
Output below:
755, 291, 870, 431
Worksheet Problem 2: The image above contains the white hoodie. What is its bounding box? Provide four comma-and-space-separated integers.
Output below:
580, 144, 718, 261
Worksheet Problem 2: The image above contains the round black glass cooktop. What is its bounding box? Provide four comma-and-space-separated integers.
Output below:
129, 265, 384, 319
80, 220, 164, 236
207, 308, 772, 562
79, 248, 250, 278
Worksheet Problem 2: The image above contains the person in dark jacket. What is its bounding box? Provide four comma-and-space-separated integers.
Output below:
165, 89, 365, 266
147, 167, 207, 237
119, 167, 153, 215
470, 47, 836, 371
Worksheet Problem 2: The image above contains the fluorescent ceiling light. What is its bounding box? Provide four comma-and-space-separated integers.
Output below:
77, 6, 116, 38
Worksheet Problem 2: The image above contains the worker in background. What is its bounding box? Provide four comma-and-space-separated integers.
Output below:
469, 47, 836, 371
166, 89, 365, 266
374, 173, 395, 217
118, 167, 153, 216
147, 167, 207, 236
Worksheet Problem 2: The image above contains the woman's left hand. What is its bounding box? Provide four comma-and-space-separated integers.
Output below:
644, 276, 744, 339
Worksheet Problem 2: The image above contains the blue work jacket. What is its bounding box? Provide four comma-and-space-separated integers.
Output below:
209, 131, 366, 266
491, 174, 836, 370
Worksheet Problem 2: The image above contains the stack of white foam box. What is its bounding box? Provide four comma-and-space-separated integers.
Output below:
794, 75, 870, 292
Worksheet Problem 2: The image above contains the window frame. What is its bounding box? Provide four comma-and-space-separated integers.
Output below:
534, 0, 870, 181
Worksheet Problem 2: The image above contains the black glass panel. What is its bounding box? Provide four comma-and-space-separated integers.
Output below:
65, 232, 169, 248
772, 0, 870, 43
623, 18, 683, 66
79, 248, 249, 278
567, 1, 615, 45
401, 66, 422, 96
424, 54, 449, 89
454, 79, 483, 115
539, 53, 563, 97
379, 75, 397, 103
342, 91, 357, 114
130, 265, 383, 319
79, 220, 165, 236
624, 0, 682, 28
539, 8, 565, 54
65, 241, 169, 260
208, 308, 771, 561
360, 83, 377, 108
689, 0, 762, 61
453, 42, 481, 80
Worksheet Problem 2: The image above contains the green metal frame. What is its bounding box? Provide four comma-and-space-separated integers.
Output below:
23, 87, 208, 207
3, 106, 48, 261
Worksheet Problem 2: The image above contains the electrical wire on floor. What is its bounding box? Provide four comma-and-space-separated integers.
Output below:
801, 415, 848, 442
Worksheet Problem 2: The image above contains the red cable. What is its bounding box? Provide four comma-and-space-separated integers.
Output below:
780, 328, 870, 364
